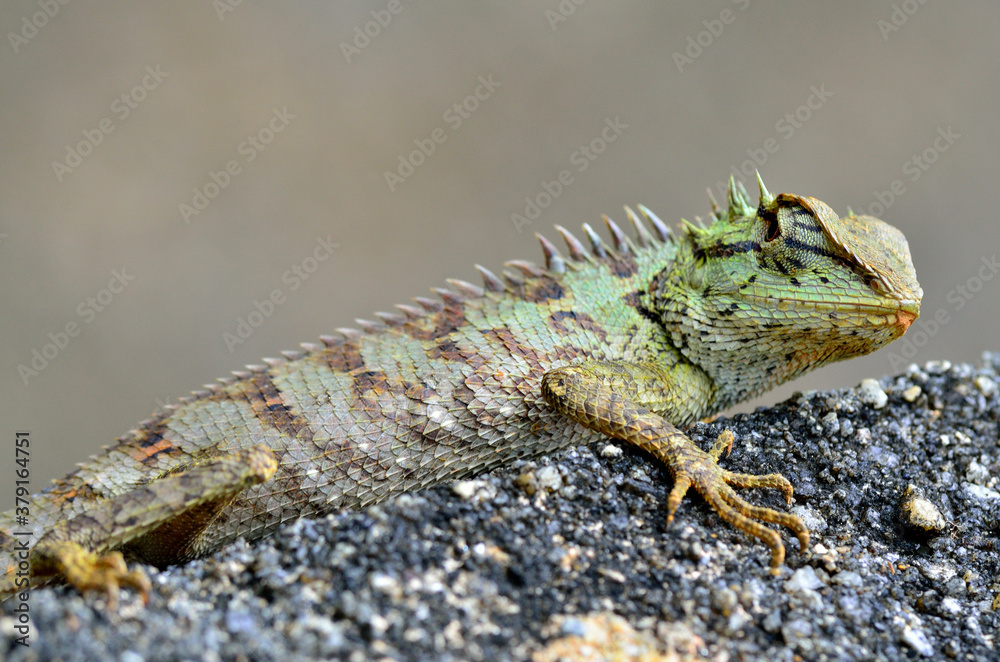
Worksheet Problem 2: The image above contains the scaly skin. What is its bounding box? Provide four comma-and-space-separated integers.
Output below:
0, 174, 921, 604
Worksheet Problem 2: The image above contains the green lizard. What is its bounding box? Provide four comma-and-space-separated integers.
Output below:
0, 174, 921, 606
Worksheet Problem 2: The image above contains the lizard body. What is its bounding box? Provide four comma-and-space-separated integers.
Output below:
0, 175, 921, 604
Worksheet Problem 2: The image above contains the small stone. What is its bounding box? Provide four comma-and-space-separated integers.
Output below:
515, 469, 542, 496
785, 566, 824, 593
535, 465, 564, 492
369, 573, 401, 598
596, 568, 626, 584
821, 411, 839, 435
791, 506, 828, 534
918, 562, 956, 583
761, 610, 782, 633
725, 605, 753, 635
831, 571, 863, 588
943, 576, 965, 597
452, 479, 490, 500
857, 379, 888, 409
900, 622, 935, 657
974, 375, 997, 397
965, 461, 990, 486
900, 484, 947, 534
924, 360, 951, 374
902, 385, 922, 402
538, 613, 665, 661
966, 484, 1000, 501
711, 587, 738, 616
600, 444, 623, 458
939, 597, 962, 615
781, 618, 813, 648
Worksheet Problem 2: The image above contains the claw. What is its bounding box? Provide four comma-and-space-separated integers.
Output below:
659, 433, 808, 573
79, 550, 151, 609
709, 430, 734, 460
31, 542, 151, 610
665, 475, 692, 524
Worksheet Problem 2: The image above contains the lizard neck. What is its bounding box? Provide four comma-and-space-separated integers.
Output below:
648, 266, 821, 412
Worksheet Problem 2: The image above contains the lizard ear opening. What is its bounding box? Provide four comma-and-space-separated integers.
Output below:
764, 214, 780, 243
752, 200, 833, 275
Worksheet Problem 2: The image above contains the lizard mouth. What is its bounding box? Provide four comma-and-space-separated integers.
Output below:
896, 310, 916, 332
894, 300, 921, 334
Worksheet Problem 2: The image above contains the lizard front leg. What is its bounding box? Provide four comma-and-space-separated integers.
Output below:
28, 445, 277, 607
540, 361, 808, 572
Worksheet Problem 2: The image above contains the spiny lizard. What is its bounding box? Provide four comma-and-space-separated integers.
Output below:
1, 175, 921, 606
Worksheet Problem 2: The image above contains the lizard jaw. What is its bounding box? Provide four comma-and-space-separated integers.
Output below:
893, 299, 921, 334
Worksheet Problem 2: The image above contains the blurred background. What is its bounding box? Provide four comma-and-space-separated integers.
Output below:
2, 2, 996, 488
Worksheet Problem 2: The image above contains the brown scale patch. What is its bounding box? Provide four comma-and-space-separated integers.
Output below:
521, 277, 565, 303
607, 254, 638, 278
125, 427, 182, 465
352, 370, 391, 397
325, 338, 366, 373
404, 302, 466, 341
427, 338, 487, 369
547, 311, 609, 343
549, 344, 587, 363
236, 373, 316, 441
623, 290, 664, 327
428, 338, 463, 362
482, 327, 546, 372
405, 382, 434, 400
47, 474, 99, 505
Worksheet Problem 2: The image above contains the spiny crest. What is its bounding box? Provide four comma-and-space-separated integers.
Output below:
327, 204, 674, 344
151, 201, 678, 417
693, 171, 774, 239
539, 204, 672, 272
755, 171, 775, 208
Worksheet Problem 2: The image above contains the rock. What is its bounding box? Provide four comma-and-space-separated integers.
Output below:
899, 484, 947, 534
857, 378, 888, 409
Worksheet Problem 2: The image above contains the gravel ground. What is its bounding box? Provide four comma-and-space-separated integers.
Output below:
3, 355, 999, 661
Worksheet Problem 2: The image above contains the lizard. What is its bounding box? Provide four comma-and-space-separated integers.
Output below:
0, 174, 921, 607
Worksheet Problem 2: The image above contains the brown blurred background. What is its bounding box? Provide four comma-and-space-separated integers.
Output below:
2, 2, 996, 489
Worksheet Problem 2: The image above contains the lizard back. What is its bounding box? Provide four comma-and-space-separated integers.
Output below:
2, 207, 682, 565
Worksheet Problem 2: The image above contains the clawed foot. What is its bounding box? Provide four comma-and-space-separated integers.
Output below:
73, 550, 151, 609
33, 542, 151, 609
666, 430, 810, 573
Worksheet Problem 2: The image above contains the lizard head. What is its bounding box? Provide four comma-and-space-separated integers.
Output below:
651, 174, 922, 407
